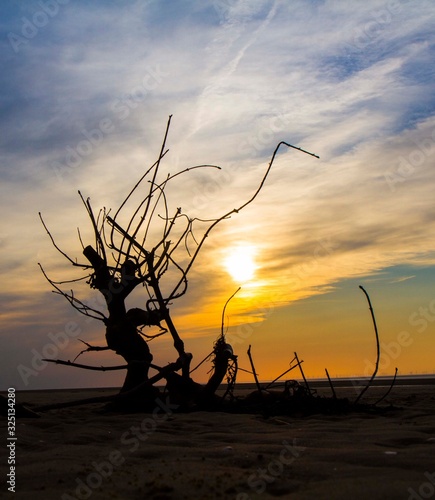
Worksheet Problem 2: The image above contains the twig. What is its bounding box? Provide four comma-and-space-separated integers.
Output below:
39, 212, 89, 268
294, 351, 311, 395
73, 340, 110, 362
373, 368, 398, 406
247, 345, 262, 393
221, 287, 241, 337
38, 263, 108, 322
264, 357, 301, 389
167, 141, 319, 302
354, 285, 381, 405
325, 368, 337, 399
189, 351, 214, 374
42, 359, 127, 371
237, 367, 257, 375
126, 115, 173, 257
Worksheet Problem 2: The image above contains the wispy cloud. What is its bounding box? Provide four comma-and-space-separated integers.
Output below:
1, 0, 435, 387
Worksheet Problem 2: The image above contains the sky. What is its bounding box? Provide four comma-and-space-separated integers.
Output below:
1, 0, 435, 391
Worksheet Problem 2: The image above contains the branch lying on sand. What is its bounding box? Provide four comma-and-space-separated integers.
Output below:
34, 358, 183, 412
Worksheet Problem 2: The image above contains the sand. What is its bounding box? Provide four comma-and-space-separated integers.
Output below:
1, 384, 435, 500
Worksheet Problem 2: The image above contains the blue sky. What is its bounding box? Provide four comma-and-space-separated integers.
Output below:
1, 0, 435, 390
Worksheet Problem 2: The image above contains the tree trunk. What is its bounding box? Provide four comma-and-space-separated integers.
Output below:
105, 317, 154, 393
83, 245, 157, 401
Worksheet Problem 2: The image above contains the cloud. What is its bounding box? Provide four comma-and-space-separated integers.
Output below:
1, 0, 435, 387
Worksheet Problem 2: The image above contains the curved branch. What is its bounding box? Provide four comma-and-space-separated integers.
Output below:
38, 263, 108, 322
373, 367, 398, 406
354, 285, 381, 405
167, 141, 319, 301
221, 287, 241, 337
39, 212, 90, 268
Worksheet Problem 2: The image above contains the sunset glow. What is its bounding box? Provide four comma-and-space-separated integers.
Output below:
224, 245, 257, 283
1, 2, 435, 390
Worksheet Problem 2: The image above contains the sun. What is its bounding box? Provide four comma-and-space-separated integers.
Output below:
224, 245, 257, 283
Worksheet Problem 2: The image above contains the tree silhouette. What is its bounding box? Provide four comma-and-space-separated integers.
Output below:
39, 115, 318, 409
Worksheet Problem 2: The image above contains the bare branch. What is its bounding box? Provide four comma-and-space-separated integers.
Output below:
124, 115, 173, 259
354, 285, 381, 405
264, 357, 302, 390
73, 339, 111, 362
221, 287, 241, 337
43, 359, 127, 371
38, 263, 108, 322
373, 367, 398, 406
247, 345, 262, 393
167, 141, 319, 302
39, 212, 90, 268
78, 191, 107, 264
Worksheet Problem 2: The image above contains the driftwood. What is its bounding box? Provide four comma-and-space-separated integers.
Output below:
29, 282, 398, 417
34, 116, 397, 417
37, 116, 320, 411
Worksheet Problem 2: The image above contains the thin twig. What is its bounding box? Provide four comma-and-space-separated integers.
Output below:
127, 115, 173, 257
264, 359, 301, 390
73, 340, 111, 362
294, 351, 311, 395
373, 368, 398, 406
189, 351, 214, 374
39, 212, 89, 268
354, 285, 381, 405
42, 359, 127, 371
167, 141, 319, 302
43, 358, 163, 372
325, 368, 337, 399
221, 287, 241, 337
38, 263, 108, 322
247, 345, 262, 393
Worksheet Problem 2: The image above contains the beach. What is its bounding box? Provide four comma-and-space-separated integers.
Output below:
2, 383, 435, 499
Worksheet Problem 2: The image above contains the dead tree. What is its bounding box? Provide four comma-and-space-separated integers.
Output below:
39, 115, 318, 408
